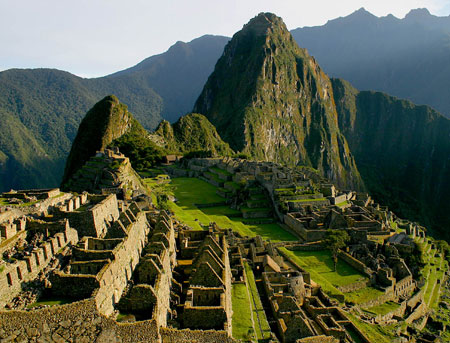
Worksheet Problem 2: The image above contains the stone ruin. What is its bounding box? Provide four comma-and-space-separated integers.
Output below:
164, 156, 444, 339
0, 154, 447, 342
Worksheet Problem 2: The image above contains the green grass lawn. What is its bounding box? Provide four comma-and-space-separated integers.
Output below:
168, 178, 297, 242
346, 312, 396, 343
171, 177, 225, 205
287, 250, 367, 287
244, 262, 271, 340
280, 248, 383, 304
204, 172, 223, 183
364, 301, 400, 316
0, 197, 39, 207
27, 297, 73, 308
232, 283, 256, 341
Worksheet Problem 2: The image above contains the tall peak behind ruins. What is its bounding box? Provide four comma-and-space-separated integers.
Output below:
61, 95, 147, 188
194, 13, 364, 190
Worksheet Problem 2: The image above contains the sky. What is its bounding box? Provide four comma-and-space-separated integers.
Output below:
1, 0, 449, 78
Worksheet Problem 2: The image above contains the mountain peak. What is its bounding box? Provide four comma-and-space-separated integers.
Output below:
405, 8, 432, 20
348, 7, 377, 20
61, 95, 143, 187
241, 12, 286, 36
194, 14, 363, 189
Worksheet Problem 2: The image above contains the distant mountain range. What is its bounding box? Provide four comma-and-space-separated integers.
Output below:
1, 8, 450, 239
61, 12, 450, 241
291, 8, 450, 118
0, 35, 228, 191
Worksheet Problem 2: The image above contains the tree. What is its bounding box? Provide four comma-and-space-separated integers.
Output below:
152, 182, 176, 211
323, 229, 350, 272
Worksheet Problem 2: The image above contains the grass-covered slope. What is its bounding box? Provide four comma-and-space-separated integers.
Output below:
194, 13, 363, 190
153, 113, 233, 156
333, 78, 450, 239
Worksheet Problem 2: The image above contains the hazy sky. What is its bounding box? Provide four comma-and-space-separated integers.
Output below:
1, 0, 449, 78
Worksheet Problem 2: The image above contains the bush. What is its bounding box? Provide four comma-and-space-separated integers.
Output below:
183, 150, 213, 159
234, 152, 250, 160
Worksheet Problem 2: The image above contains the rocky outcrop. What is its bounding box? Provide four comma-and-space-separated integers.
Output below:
194, 13, 363, 190
152, 113, 233, 156
62, 95, 146, 187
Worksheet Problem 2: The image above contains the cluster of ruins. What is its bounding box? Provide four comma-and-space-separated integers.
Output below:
0, 151, 448, 342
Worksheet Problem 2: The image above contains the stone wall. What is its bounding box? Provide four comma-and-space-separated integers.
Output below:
284, 213, 326, 242
53, 194, 119, 238
94, 211, 149, 316
160, 327, 236, 342
337, 279, 370, 293
375, 301, 407, 324
51, 211, 149, 316
288, 199, 330, 211
277, 248, 311, 285
0, 226, 78, 307
337, 251, 373, 277
0, 298, 160, 343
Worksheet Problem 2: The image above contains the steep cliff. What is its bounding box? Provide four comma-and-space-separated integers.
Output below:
333, 78, 450, 238
62, 95, 147, 186
153, 113, 233, 156
194, 13, 363, 189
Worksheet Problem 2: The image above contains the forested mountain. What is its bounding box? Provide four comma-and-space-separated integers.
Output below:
332, 78, 450, 239
291, 8, 450, 118
194, 13, 363, 190
0, 35, 228, 191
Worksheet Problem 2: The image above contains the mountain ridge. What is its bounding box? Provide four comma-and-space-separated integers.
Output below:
194, 13, 364, 190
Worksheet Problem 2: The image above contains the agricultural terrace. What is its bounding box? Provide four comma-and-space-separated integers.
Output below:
166, 177, 297, 242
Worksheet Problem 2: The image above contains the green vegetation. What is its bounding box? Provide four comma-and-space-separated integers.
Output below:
364, 301, 400, 316
280, 248, 383, 304
346, 312, 396, 343
153, 113, 233, 157
336, 200, 349, 208
0, 35, 229, 192
211, 167, 232, 177
231, 284, 255, 341
109, 131, 167, 172
323, 229, 350, 271
0, 198, 39, 207
164, 177, 296, 241
244, 262, 271, 340
416, 240, 447, 310
152, 182, 176, 211
333, 77, 450, 240
27, 297, 73, 308
194, 13, 363, 190
62, 95, 158, 186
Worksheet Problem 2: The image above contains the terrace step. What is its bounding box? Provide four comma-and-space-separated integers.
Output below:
224, 181, 241, 193
241, 207, 272, 219
216, 187, 233, 199
246, 199, 269, 208
208, 167, 232, 181
201, 174, 224, 188
242, 218, 275, 225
